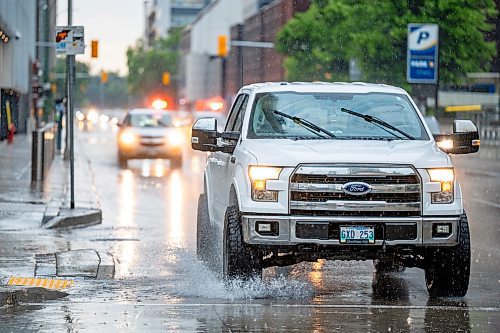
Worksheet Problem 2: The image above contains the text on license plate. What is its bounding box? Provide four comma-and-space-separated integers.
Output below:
340, 226, 375, 244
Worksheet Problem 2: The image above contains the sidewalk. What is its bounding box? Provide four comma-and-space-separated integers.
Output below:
0, 133, 105, 305
0, 133, 101, 228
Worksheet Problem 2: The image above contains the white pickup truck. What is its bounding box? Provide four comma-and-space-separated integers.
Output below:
191, 82, 480, 297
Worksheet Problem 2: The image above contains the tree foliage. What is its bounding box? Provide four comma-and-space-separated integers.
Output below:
276, 0, 497, 86
126, 29, 181, 100
53, 59, 129, 108
86, 73, 129, 108
53, 58, 91, 106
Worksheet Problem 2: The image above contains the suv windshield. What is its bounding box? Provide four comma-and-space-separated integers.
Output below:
248, 92, 429, 140
129, 113, 173, 128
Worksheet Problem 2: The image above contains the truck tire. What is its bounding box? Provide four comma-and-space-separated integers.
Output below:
373, 259, 406, 273
223, 205, 262, 280
196, 194, 211, 263
424, 212, 470, 297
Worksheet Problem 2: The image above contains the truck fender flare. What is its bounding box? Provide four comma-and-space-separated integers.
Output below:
229, 183, 240, 210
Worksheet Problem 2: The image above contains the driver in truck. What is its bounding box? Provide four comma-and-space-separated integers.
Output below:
191, 81, 480, 298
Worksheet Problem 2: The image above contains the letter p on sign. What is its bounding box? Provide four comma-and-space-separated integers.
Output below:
417, 31, 430, 44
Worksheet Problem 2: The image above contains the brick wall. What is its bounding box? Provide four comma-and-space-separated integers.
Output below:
226, 0, 310, 96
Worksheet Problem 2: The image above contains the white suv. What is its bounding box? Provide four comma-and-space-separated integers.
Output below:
191, 82, 480, 297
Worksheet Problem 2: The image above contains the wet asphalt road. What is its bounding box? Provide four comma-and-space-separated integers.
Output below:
1, 118, 499, 332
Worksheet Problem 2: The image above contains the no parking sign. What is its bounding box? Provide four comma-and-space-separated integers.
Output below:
407, 24, 439, 84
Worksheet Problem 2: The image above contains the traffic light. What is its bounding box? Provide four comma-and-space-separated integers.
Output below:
100, 70, 108, 83
217, 35, 228, 58
91, 40, 98, 58
162, 72, 170, 86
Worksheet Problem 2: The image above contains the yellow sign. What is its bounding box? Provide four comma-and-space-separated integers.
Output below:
444, 105, 481, 112
6, 101, 12, 126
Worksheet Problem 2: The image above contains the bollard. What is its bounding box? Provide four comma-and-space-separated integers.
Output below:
31, 123, 56, 183
32, 129, 44, 182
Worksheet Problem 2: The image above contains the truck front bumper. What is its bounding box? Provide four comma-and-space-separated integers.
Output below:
241, 215, 460, 247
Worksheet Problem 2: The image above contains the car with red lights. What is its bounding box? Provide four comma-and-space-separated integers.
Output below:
117, 109, 184, 168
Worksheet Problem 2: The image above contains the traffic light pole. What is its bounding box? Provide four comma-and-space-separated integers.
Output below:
66, 0, 75, 209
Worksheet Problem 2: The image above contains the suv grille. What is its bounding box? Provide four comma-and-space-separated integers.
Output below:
290, 165, 421, 217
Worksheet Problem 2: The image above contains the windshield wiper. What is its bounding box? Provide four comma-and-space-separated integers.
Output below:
273, 110, 336, 139
339, 108, 415, 140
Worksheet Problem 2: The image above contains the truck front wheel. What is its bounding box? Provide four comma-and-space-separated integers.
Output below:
223, 205, 262, 280
424, 212, 470, 297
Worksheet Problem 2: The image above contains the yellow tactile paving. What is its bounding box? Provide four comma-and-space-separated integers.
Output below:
7, 277, 74, 290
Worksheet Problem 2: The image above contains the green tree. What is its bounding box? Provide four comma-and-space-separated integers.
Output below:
85, 73, 129, 108
127, 29, 181, 103
276, 0, 497, 86
53, 58, 91, 106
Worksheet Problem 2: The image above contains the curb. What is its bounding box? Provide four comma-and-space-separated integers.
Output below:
35, 250, 115, 280
0, 287, 68, 307
43, 208, 102, 229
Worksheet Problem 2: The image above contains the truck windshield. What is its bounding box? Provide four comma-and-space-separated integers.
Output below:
248, 92, 429, 140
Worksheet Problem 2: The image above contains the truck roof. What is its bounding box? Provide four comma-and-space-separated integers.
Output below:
240, 81, 408, 95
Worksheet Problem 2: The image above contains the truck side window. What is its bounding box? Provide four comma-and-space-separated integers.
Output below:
232, 95, 249, 133
225, 94, 248, 132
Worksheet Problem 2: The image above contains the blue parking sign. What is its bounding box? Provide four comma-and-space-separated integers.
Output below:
407, 24, 439, 84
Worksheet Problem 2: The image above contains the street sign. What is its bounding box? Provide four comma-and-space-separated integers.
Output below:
55, 26, 85, 55
407, 24, 438, 84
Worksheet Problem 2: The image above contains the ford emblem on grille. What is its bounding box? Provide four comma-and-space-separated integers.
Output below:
342, 182, 372, 196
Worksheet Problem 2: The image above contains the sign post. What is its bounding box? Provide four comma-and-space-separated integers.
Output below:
407, 24, 439, 111
56, 2, 84, 209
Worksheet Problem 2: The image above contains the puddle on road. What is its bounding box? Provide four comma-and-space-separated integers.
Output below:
71, 246, 314, 303
167, 248, 314, 300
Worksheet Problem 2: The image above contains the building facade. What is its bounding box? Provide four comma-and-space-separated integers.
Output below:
179, 0, 248, 106
0, 0, 37, 139
145, 0, 209, 46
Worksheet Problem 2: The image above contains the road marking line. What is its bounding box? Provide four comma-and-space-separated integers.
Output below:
6, 277, 74, 290
472, 199, 500, 209
29, 302, 498, 312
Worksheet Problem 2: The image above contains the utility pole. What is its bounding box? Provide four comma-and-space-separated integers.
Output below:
66, 0, 75, 209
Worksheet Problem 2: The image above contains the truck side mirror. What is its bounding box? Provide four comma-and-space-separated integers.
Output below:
434, 120, 480, 154
191, 117, 219, 152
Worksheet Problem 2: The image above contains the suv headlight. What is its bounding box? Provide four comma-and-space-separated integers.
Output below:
427, 168, 454, 204
248, 166, 282, 202
119, 130, 137, 146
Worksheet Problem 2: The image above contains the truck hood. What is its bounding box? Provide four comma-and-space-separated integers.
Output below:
241, 139, 451, 169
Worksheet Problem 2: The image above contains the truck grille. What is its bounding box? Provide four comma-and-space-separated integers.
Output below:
290, 165, 421, 217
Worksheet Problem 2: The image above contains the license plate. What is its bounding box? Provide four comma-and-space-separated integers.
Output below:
340, 226, 375, 244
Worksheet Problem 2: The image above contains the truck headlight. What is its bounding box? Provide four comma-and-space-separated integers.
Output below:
427, 168, 454, 204
248, 166, 282, 202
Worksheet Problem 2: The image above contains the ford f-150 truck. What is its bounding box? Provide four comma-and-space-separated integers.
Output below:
191, 82, 480, 297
